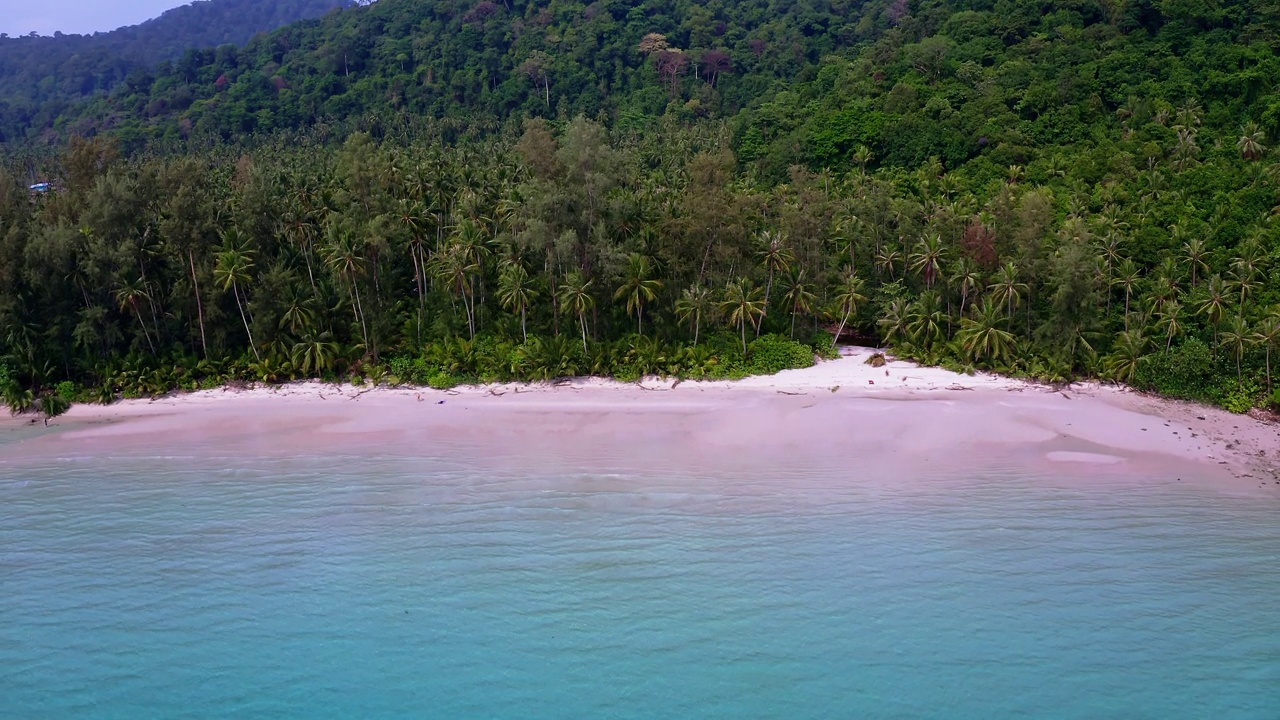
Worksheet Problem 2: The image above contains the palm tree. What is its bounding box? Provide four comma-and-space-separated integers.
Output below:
497, 261, 538, 342
1196, 274, 1229, 349
988, 261, 1027, 323
1105, 329, 1148, 384
675, 284, 714, 344
558, 271, 595, 353
614, 253, 663, 335
830, 269, 867, 347
1228, 249, 1261, 316
1237, 122, 1268, 161
291, 331, 339, 375
214, 234, 260, 361
755, 231, 792, 335
955, 299, 1016, 365
1112, 258, 1141, 329
323, 225, 372, 351
877, 298, 911, 348
1156, 300, 1185, 351
781, 269, 818, 339
1220, 315, 1250, 381
953, 258, 982, 321
721, 278, 766, 354
874, 247, 903, 280
113, 277, 156, 354
431, 243, 478, 339
1182, 237, 1208, 288
907, 291, 946, 349
910, 233, 946, 289
1252, 311, 1280, 393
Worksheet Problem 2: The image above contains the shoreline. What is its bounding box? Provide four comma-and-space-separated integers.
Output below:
3, 347, 1277, 493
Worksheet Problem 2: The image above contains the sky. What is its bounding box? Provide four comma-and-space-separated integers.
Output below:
0, 0, 187, 36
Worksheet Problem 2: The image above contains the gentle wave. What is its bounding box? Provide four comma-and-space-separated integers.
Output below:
2, 457, 1278, 719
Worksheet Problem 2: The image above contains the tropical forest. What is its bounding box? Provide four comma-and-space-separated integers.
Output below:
2, 0, 1280, 419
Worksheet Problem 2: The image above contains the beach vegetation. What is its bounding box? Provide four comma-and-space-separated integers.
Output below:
1, 0, 1279, 412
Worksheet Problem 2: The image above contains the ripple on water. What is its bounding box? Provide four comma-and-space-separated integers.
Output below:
1, 456, 1279, 719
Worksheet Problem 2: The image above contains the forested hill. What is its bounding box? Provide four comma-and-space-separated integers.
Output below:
2, 0, 1280, 419
0, 0, 356, 143
6, 0, 1280, 170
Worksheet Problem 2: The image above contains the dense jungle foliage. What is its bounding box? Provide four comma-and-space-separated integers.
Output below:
0, 0, 355, 144
2, 0, 1280, 415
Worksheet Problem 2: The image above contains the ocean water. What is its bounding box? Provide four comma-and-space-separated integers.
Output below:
2, 453, 1278, 719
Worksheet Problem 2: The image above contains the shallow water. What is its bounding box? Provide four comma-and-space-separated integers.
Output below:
2, 453, 1278, 719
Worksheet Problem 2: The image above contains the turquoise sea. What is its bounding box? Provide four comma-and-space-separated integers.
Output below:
2, 450, 1278, 718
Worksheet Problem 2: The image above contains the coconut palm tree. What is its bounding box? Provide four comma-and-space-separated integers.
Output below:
988, 261, 1027, 323
614, 253, 663, 335
1112, 258, 1141, 329
1104, 329, 1147, 384
830, 269, 867, 347
497, 261, 538, 342
781, 268, 818, 339
214, 234, 260, 361
952, 258, 982, 321
291, 331, 340, 375
113, 277, 156, 354
907, 291, 946, 349
1238, 122, 1268, 161
721, 278, 765, 354
878, 298, 911, 348
1181, 237, 1208, 288
558, 271, 595, 353
1252, 311, 1280, 393
956, 299, 1016, 365
910, 233, 946, 289
675, 284, 714, 345
1156, 300, 1185, 351
1220, 315, 1250, 381
1196, 274, 1228, 348
755, 231, 792, 335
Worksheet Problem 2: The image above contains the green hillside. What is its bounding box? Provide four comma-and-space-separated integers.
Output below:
0, 0, 356, 144
2, 0, 1279, 417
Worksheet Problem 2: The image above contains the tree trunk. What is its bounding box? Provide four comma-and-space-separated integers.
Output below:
233, 281, 260, 361
188, 250, 208, 356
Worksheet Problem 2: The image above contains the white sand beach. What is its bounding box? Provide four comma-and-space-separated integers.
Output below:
2, 347, 1277, 492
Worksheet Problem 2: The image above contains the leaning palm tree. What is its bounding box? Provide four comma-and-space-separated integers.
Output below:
113, 277, 156, 354
781, 268, 818, 339
558, 271, 595, 353
1252, 311, 1280, 394
955, 299, 1016, 365
214, 234, 261, 361
830, 269, 867, 347
675, 284, 715, 345
613, 253, 663, 335
721, 278, 766, 354
497, 261, 538, 342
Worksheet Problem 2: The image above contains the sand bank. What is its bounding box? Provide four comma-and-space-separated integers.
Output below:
2, 347, 1276, 493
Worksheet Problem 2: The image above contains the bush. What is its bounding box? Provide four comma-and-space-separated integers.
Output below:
56, 381, 77, 401
1134, 339, 1214, 401
746, 334, 816, 375
1220, 379, 1261, 414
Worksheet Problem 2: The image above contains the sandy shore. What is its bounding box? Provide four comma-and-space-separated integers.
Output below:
2, 347, 1277, 493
